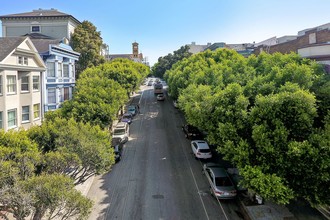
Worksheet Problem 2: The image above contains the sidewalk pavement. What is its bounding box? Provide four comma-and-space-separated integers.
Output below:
75, 175, 95, 196
238, 196, 326, 220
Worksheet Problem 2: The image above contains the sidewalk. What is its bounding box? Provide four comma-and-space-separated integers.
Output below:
239, 195, 326, 220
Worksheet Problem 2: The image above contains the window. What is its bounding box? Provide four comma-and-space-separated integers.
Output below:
22, 106, 30, 122
58, 63, 62, 77
63, 87, 69, 101
71, 64, 75, 78
47, 62, 55, 77
33, 104, 40, 119
21, 76, 29, 92
18, 56, 28, 65
0, 112, 2, 129
31, 26, 40, 33
7, 75, 16, 93
7, 109, 17, 128
33, 76, 39, 91
0, 76, 2, 95
63, 64, 69, 77
48, 88, 56, 103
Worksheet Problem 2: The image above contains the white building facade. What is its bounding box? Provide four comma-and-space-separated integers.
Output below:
0, 37, 46, 131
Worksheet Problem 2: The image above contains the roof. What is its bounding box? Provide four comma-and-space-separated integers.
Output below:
0, 37, 25, 62
0, 8, 81, 25
30, 39, 62, 54
107, 54, 132, 60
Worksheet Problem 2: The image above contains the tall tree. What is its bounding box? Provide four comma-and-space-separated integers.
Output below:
71, 20, 105, 77
152, 45, 192, 78
28, 117, 115, 185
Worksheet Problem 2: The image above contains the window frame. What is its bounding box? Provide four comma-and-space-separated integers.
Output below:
63, 64, 69, 77
7, 109, 17, 129
58, 63, 63, 77
63, 87, 70, 101
47, 62, 55, 77
33, 104, 40, 120
48, 88, 56, 104
21, 76, 29, 92
21, 105, 30, 123
7, 75, 17, 94
33, 76, 40, 91
31, 25, 40, 33
18, 56, 28, 65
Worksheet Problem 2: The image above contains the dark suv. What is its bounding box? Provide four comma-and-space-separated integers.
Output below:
182, 124, 203, 140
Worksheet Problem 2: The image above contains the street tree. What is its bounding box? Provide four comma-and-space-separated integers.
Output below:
165, 48, 330, 206
152, 45, 192, 79
28, 117, 114, 185
71, 20, 105, 77
60, 71, 127, 128
24, 174, 93, 220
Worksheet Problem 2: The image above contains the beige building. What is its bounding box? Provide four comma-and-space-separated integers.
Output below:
0, 36, 46, 131
0, 8, 81, 40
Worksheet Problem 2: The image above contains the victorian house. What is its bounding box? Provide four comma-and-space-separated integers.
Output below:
0, 36, 46, 131
0, 9, 81, 116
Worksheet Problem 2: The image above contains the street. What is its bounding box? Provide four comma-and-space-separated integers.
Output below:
87, 85, 244, 220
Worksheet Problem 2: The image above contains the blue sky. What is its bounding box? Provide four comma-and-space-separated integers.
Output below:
1, 0, 330, 66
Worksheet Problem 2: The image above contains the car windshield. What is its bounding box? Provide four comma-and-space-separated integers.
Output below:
215, 177, 232, 187
123, 115, 131, 119
199, 149, 210, 153
114, 129, 125, 135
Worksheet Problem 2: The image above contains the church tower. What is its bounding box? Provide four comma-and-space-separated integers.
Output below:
132, 42, 139, 58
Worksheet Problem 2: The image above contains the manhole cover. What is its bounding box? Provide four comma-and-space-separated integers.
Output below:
152, 194, 164, 199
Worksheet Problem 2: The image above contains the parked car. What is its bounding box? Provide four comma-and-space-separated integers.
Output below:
112, 122, 129, 143
191, 140, 212, 159
203, 163, 237, 199
121, 113, 133, 124
182, 124, 203, 139
127, 105, 137, 116
111, 138, 123, 163
157, 93, 165, 101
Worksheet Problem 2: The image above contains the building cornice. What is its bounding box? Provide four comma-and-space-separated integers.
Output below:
0, 64, 46, 71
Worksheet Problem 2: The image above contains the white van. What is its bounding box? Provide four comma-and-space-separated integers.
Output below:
112, 122, 129, 143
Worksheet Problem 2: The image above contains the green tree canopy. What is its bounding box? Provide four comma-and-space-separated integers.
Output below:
28, 117, 114, 185
71, 20, 105, 77
165, 49, 330, 206
152, 45, 192, 78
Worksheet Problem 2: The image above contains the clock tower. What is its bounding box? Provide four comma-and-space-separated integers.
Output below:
132, 42, 139, 58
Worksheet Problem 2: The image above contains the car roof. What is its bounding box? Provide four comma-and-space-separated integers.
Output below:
116, 122, 127, 127
192, 140, 209, 148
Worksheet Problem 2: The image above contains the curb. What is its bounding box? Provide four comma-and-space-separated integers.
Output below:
238, 196, 252, 220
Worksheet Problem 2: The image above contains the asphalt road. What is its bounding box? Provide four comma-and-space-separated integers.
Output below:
87, 85, 244, 220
